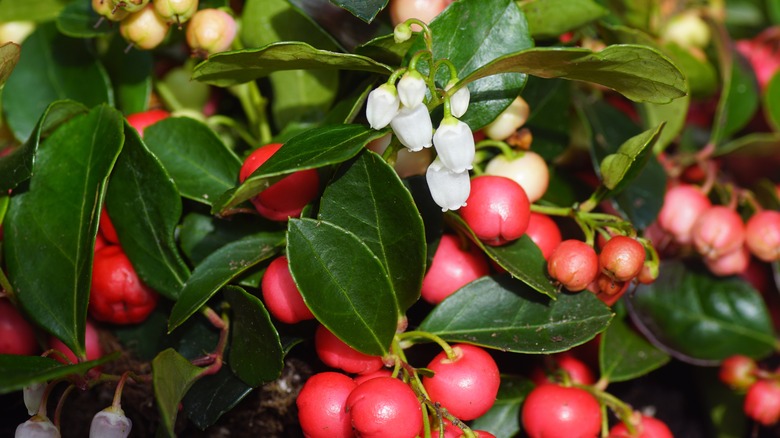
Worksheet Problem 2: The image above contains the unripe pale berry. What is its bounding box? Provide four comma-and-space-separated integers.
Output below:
296, 372, 356, 438
608, 414, 673, 438
153, 0, 199, 25
186, 9, 237, 56
119, 4, 170, 50
111, 0, 149, 13
421, 234, 490, 305
483, 96, 530, 141
346, 376, 423, 438
522, 383, 601, 438
744, 379, 780, 426
261, 256, 314, 324
662, 11, 711, 49
92, 0, 129, 21
315, 325, 384, 374
547, 240, 600, 292
460, 175, 531, 246
745, 210, 780, 262
657, 184, 711, 245
524, 213, 562, 260
691, 206, 745, 259
599, 236, 646, 282
90, 246, 159, 324
484, 151, 549, 202
0, 298, 38, 355
719, 355, 757, 390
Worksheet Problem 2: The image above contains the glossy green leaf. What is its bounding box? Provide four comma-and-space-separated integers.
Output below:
168, 232, 285, 332
711, 46, 759, 146
143, 117, 242, 206
627, 261, 776, 363
0, 353, 118, 394
764, 71, 780, 132
521, 77, 570, 161
0, 42, 20, 86
0, 100, 88, 192
639, 95, 689, 155
446, 213, 557, 299
213, 124, 388, 214
519, 0, 607, 38
715, 132, 780, 157
599, 123, 664, 193
182, 366, 253, 430
319, 150, 425, 311
330, 0, 387, 22
287, 218, 397, 356
599, 316, 670, 383
458, 44, 687, 105
224, 286, 283, 387
153, 348, 204, 438
5, 105, 123, 358
322, 80, 373, 125
102, 36, 153, 115
179, 212, 274, 265
0, 0, 71, 22
2, 22, 112, 141
105, 123, 191, 300
469, 375, 533, 438
662, 42, 718, 98
56, 0, 114, 38
419, 276, 613, 353
355, 34, 414, 67
192, 42, 392, 87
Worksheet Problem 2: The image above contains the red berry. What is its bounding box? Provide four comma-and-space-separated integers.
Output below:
460, 175, 531, 246
261, 256, 314, 324
423, 344, 500, 420
745, 210, 780, 262
657, 185, 711, 245
691, 206, 745, 259
346, 376, 422, 438
421, 234, 490, 304
0, 298, 38, 355
296, 372, 356, 438
531, 352, 595, 386
608, 415, 673, 438
591, 273, 629, 306
744, 379, 780, 426
353, 368, 393, 386
389, 0, 452, 27
126, 109, 170, 137
521, 384, 601, 438
524, 213, 562, 260
99, 206, 119, 244
49, 320, 103, 364
315, 325, 384, 375
599, 236, 646, 282
719, 355, 757, 390
547, 240, 600, 292
90, 246, 159, 324
239, 143, 320, 222
704, 245, 750, 277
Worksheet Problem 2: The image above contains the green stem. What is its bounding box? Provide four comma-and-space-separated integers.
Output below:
0, 268, 15, 301
530, 204, 573, 217
397, 331, 457, 361
207, 115, 258, 146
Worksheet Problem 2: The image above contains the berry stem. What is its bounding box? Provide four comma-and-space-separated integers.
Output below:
397, 330, 457, 361
53, 383, 76, 428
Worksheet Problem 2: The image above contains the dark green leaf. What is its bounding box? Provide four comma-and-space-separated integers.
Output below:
102, 36, 153, 115
319, 151, 425, 311
606, 0, 655, 31
519, 0, 607, 38
0, 0, 71, 22
711, 46, 759, 146
5, 105, 123, 358
2, 22, 112, 140
715, 132, 780, 157
0, 353, 118, 394
469, 375, 533, 438
225, 286, 283, 387
355, 34, 415, 67
212, 124, 388, 214
113, 308, 170, 361
153, 348, 204, 438
192, 42, 392, 87
56, 0, 114, 38
419, 276, 613, 353
599, 123, 664, 193
764, 71, 780, 132
322, 80, 373, 125
168, 232, 285, 331
521, 77, 570, 162
0, 42, 20, 86
287, 218, 397, 356
182, 366, 253, 430
179, 212, 275, 265
143, 117, 242, 206
105, 123, 191, 300
627, 261, 776, 363
330, 0, 387, 22
599, 316, 670, 383
662, 42, 718, 98
458, 44, 687, 105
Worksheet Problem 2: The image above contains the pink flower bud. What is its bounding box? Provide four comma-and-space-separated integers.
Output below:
426, 158, 470, 212
366, 84, 400, 130
433, 117, 475, 173
89, 407, 132, 438
390, 104, 433, 152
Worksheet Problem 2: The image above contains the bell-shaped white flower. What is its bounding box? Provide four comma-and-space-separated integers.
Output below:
23, 382, 46, 416
366, 83, 400, 130
433, 117, 475, 173
390, 104, 433, 152
446, 82, 470, 118
426, 157, 471, 212
397, 70, 427, 108
89, 407, 132, 438
15, 415, 60, 438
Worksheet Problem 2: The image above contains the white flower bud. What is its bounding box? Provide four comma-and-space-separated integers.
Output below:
15, 416, 60, 438
433, 118, 475, 173
366, 84, 400, 130
390, 104, 433, 152
89, 407, 132, 438
426, 157, 470, 212
397, 71, 427, 108
394, 22, 412, 43
23, 383, 46, 416
446, 82, 470, 118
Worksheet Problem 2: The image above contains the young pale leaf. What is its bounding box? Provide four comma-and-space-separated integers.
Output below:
5, 105, 123, 358
143, 117, 242, 206
192, 42, 392, 87
56, 0, 113, 38
627, 261, 776, 364
212, 124, 388, 214
153, 348, 204, 438
599, 316, 670, 383
319, 151, 425, 312
0, 353, 118, 394
519, 0, 608, 38
287, 218, 397, 356
168, 232, 285, 332
329, 0, 388, 23
419, 276, 613, 353
0, 42, 20, 86
469, 375, 533, 438
598, 122, 665, 193
105, 123, 191, 300
182, 366, 253, 430
224, 286, 283, 388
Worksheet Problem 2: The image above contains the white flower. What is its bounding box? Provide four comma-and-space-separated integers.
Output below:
89, 407, 132, 438
23, 382, 46, 416
397, 70, 427, 108
366, 83, 400, 130
15, 416, 60, 438
426, 157, 471, 212
446, 82, 470, 118
433, 117, 475, 173
390, 104, 433, 152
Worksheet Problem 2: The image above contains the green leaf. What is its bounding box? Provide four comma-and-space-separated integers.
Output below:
5, 105, 123, 358
182, 366, 253, 430
102, 36, 153, 115
192, 42, 392, 87
355, 34, 415, 67
458, 44, 687, 105
179, 212, 274, 266
419, 276, 613, 353
56, 0, 114, 38
662, 42, 717, 98
715, 132, 780, 157
521, 77, 570, 162
0, 42, 20, 87
212, 124, 388, 214
287, 218, 397, 356
168, 232, 285, 332
711, 46, 759, 146
446, 213, 558, 299
319, 151, 425, 311
105, 122, 191, 300
2, 22, 112, 141
469, 375, 533, 438
627, 261, 776, 363
599, 316, 670, 383
0, 353, 119, 394
764, 71, 780, 132
606, 0, 656, 31
224, 286, 283, 387
0, 0, 71, 22
330, 0, 387, 22
143, 117, 242, 206
599, 123, 665, 193
638, 95, 689, 155
519, 0, 608, 38
0, 99, 88, 192
153, 348, 204, 438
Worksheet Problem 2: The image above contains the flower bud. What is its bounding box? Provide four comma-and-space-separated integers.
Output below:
15, 416, 60, 438
433, 117, 475, 173
397, 70, 427, 108
390, 104, 433, 152
89, 407, 132, 438
426, 158, 470, 212
119, 4, 170, 50
23, 382, 46, 416
154, 0, 199, 24
366, 84, 400, 130
446, 81, 470, 118
186, 8, 237, 56
394, 22, 412, 43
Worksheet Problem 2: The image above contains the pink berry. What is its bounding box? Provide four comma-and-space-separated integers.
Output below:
531, 352, 595, 386
704, 245, 750, 277
314, 325, 384, 375
0, 298, 38, 355
261, 256, 314, 324
119, 4, 170, 50
126, 109, 170, 138
460, 175, 531, 246
186, 8, 237, 56
420, 234, 490, 305
745, 210, 780, 262
744, 379, 780, 426
657, 185, 711, 245
599, 236, 646, 282
547, 240, 600, 292
49, 320, 103, 364
346, 376, 422, 438
296, 372, 356, 438
389, 0, 453, 27
524, 213, 562, 260
608, 415, 673, 438
691, 206, 745, 259
719, 355, 757, 390
522, 383, 601, 438
591, 273, 629, 306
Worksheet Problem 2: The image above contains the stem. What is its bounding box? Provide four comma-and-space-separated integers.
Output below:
474, 139, 516, 158
207, 115, 257, 146
397, 331, 457, 361
112, 372, 131, 410
0, 268, 15, 301
530, 204, 573, 217
196, 306, 229, 377
53, 384, 76, 428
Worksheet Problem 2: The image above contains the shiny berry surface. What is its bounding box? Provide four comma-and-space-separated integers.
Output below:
547, 240, 599, 292
521, 384, 601, 438
346, 376, 422, 438
460, 175, 531, 246
90, 246, 159, 324
261, 256, 314, 324
421, 234, 490, 304
315, 325, 384, 375
0, 298, 38, 355
296, 372, 356, 438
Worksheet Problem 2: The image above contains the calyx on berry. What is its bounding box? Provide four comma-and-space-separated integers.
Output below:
92, 0, 129, 21
153, 0, 199, 25
691, 206, 746, 259
297, 372, 356, 438
346, 376, 423, 438
90, 246, 159, 324
599, 235, 646, 282
421, 234, 490, 305
460, 175, 531, 246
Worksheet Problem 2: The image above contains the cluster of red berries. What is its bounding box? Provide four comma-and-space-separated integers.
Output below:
720, 355, 780, 426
